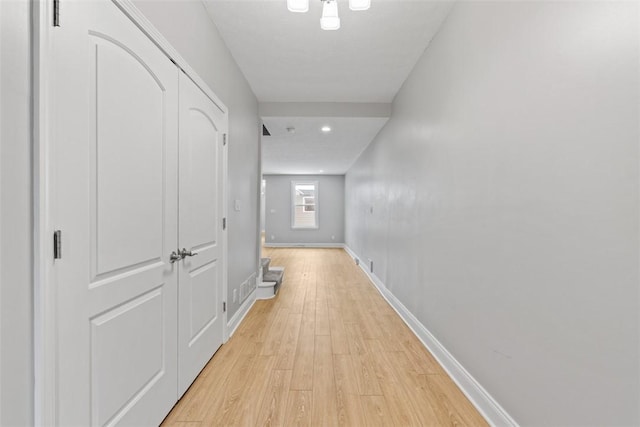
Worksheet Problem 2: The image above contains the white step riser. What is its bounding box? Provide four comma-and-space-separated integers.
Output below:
256, 282, 276, 300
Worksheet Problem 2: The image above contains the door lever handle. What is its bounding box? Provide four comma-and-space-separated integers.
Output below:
170, 251, 183, 263
181, 248, 198, 258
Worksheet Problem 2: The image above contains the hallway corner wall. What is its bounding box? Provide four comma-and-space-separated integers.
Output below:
0, 1, 34, 425
345, 1, 640, 425
264, 174, 345, 246
132, 0, 261, 320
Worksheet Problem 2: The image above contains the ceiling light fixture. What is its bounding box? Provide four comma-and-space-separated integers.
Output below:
321, 126, 331, 133
288, 0, 370, 31
287, 0, 309, 13
320, 0, 340, 31
348, 0, 370, 11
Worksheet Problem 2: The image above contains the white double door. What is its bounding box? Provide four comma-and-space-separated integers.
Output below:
51, 1, 226, 425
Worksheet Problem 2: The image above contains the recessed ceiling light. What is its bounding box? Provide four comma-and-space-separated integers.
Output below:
321, 126, 331, 133
319, 169, 324, 173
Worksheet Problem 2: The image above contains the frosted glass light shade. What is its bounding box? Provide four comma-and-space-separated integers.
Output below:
349, 0, 370, 11
320, 0, 340, 30
287, 0, 309, 13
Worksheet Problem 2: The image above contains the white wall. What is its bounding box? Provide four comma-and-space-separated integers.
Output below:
0, 1, 34, 425
345, 2, 639, 425
132, 0, 261, 319
265, 175, 344, 245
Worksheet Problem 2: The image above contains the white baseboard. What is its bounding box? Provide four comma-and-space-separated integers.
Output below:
227, 289, 256, 338
264, 243, 345, 248
343, 245, 518, 427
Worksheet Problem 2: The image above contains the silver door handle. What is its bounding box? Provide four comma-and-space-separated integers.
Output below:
181, 248, 198, 258
170, 251, 183, 263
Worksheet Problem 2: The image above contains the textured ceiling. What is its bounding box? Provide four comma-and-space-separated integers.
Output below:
202, 0, 453, 174
262, 116, 388, 174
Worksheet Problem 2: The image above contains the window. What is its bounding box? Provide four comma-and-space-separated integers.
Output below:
302, 196, 315, 212
292, 181, 318, 229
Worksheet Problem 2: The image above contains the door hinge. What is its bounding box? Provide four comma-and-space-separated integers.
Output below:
53, 230, 62, 260
223, 217, 227, 230
53, 0, 60, 27
223, 134, 227, 146
223, 301, 226, 312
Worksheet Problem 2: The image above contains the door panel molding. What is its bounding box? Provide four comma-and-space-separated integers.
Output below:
111, 1, 227, 115
177, 70, 228, 396
33, 1, 229, 425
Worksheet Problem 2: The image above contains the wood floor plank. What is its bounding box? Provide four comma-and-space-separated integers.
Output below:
367, 340, 441, 425
328, 306, 350, 355
162, 422, 202, 427
361, 395, 396, 427
400, 334, 446, 375
345, 323, 383, 396
315, 296, 330, 336
284, 390, 313, 427
290, 330, 315, 390
333, 354, 367, 426
215, 355, 276, 426
163, 341, 246, 422
423, 374, 490, 426
198, 352, 258, 424
162, 247, 488, 426
290, 282, 307, 314
311, 335, 339, 426
260, 307, 291, 356
276, 313, 303, 370
366, 339, 431, 426
255, 370, 293, 427
255, 303, 282, 343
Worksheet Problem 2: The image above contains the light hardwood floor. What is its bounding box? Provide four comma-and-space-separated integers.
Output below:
162, 248, 488, 426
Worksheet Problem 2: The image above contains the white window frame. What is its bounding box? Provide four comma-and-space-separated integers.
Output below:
291, 180, 319, 229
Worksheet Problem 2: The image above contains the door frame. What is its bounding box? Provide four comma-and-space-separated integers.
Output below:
32, 1, 229, 424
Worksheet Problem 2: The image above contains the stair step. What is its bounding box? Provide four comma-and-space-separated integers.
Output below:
256, 263, 285, 300
263, 269, 284, 285
261, 258, 271, 276
258, 281, 277, 288
256, 282, 276, 299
